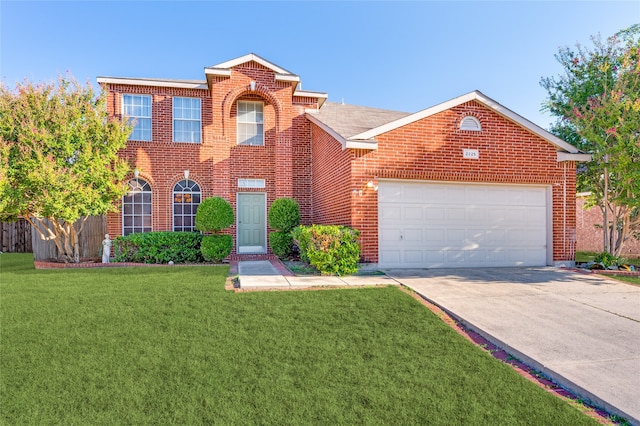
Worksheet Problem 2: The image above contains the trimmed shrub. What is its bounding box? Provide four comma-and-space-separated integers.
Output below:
291, 225, 360, 276
195, 197, 234, 234
267, 198, 300, 259
113, 232, 203, 264
268, 198, 300, 232
269, 231, 294, 258
201, 235, 233, 262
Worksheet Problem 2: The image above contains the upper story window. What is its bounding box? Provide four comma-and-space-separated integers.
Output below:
237, 101, 264, 146
460, 116, 482, 131
123, 178, 152, 236
123, 94, 152, 141
173, 179, 201, 232
173, 97, 201, 143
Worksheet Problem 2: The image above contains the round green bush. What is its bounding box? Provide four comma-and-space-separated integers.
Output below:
268, 198, 300, 232
201, 234, 233, 262
292, 225, 360, 276
195, 197, 234, 234
269, 231, 293, 258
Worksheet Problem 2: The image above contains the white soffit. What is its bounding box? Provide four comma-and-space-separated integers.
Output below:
557, 152, 592, 162
97, 77, 208, 90
349, 91, 581, 154
295, 90, 328, 107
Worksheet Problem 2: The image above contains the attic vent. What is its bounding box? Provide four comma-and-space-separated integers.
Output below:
460, 116, 481, 131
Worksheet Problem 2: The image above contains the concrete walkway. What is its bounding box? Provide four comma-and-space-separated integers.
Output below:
237, 260, 396, 289
387, 267, 640, 425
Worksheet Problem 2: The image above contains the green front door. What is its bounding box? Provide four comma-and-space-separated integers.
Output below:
237, 193, 266, 254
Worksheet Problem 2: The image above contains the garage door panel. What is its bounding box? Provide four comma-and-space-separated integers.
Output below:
487, 249, 507, 263
426, 208, 445, 220
446, 250, 466, 264
425, 229, 444, 242
526, 207, 546, 224
424, 187, 445, 202
379, 181, 548, 268
404, 250, 423, 263
447, 229, 466, 243
468, 207, 487, 222
404, 206, 423, 221
404, 229, 424, 244
380, 205, 401, 220
380, 228, 402, 242
447, 208, 465, 221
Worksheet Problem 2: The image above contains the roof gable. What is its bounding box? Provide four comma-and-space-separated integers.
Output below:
204, 53, 300, 85
206, 53, 295, 75
350, 91, 580, 154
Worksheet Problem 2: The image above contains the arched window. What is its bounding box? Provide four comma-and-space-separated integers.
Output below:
123, 178, 152, 235
460, 116, 482, 131
173, 179, 201, 232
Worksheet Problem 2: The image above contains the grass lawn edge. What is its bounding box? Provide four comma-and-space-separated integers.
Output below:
396, 285, 625, 425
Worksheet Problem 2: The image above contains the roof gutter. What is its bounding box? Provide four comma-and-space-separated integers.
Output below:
557, 152, 592, 162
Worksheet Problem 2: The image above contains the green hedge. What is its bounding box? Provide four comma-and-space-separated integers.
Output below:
291, 225, 360, 276
267, 198, 300, 259
200, 235, 233, 262
269, 231, 293, 259
113, 232, 204, 264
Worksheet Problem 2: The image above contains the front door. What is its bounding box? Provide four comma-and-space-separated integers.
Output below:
237, 193, 266, 254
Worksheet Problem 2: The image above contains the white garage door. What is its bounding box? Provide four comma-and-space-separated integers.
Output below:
378, 181, 549, 268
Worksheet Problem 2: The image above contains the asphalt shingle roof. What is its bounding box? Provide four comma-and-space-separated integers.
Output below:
311, 101, 411, 139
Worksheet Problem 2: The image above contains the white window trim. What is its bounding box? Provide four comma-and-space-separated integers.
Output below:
123, 94, 152, 141
237, 100, 264, 146
122, 178, 152, 235
172, 179, 202, 232
172, 97, 202, 143
238, 178, 266, 189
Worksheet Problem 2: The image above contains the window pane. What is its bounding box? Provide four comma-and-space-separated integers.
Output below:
124, 95, 152, 141
122, 178, 151, 235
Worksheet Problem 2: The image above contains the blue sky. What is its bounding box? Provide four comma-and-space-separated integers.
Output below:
1, 1, 637, 129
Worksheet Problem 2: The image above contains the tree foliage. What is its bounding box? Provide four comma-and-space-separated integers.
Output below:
0, 75, 132, 262
540, 25, 640, 256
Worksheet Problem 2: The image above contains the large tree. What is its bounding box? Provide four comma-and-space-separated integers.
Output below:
0, 76, 132, 262
541, 25, 640, 256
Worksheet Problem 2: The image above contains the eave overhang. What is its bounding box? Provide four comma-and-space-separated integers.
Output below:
97, 77, 208, 90
295, 90, 328, 108
557, 152, 592, 162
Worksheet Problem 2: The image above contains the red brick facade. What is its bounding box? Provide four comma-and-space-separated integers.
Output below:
101, 57, 322, 254
309, 100, 579, 263
100, 54, 584, 265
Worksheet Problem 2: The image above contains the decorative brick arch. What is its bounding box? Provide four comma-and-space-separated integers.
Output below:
221, 82, 283, 137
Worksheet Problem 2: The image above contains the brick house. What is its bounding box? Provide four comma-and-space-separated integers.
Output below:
98, 53, 590, 268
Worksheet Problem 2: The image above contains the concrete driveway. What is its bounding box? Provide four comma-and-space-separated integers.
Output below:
386, 267, 640, 425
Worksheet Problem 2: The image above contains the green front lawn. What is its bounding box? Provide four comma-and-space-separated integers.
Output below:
1, 253, 599, 425
608, 275, 640, 285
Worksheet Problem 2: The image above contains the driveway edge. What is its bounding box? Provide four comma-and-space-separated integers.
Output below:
408, 287, 637, 426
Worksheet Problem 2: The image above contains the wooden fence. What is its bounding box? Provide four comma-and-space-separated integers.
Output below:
1, 219, 33, 253
30, 216, 107, 261
2, 216, 106, 260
